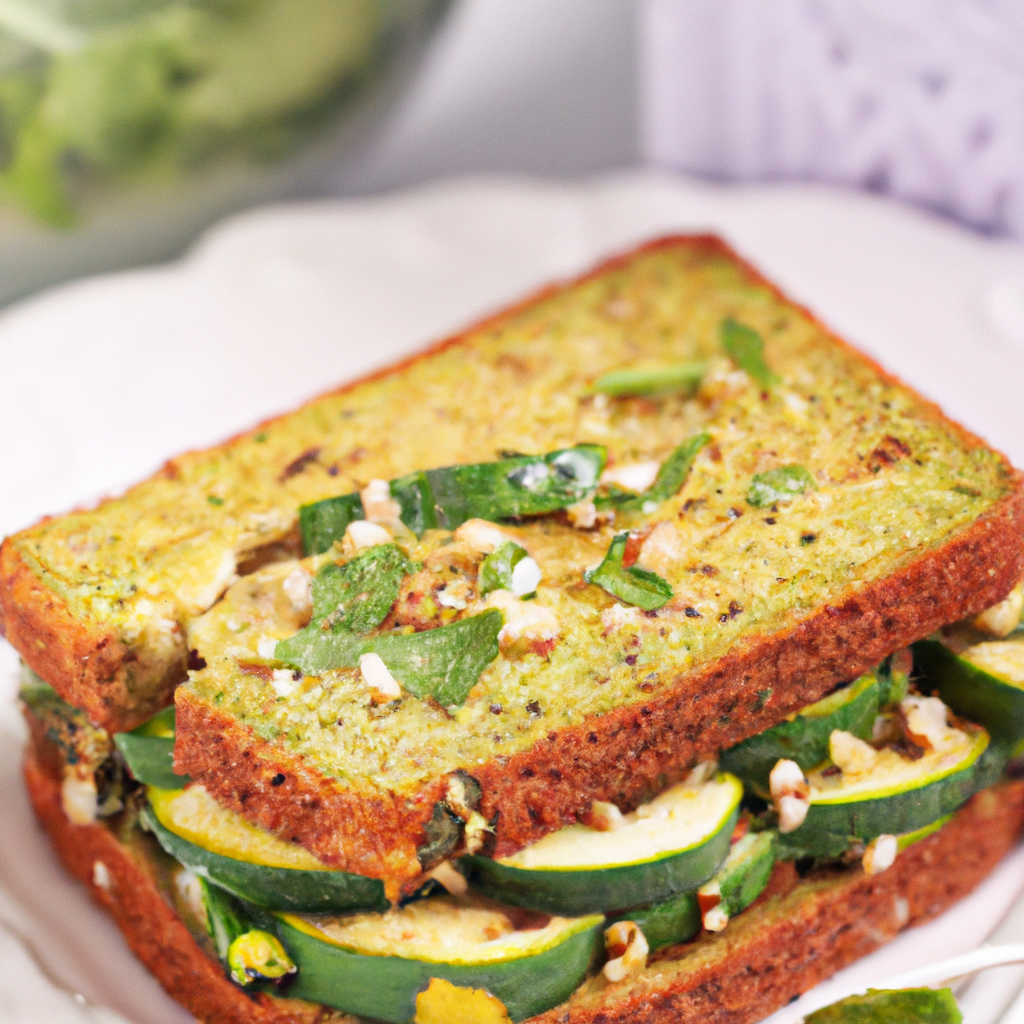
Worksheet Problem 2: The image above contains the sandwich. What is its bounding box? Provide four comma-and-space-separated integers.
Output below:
4, 235, 1024, 1024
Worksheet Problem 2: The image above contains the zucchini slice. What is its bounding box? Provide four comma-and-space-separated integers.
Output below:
610, 828, 776, 951
720, 673, 880, 796
276, 896, 603, 1023
462, 773, 742, 915
777, 724, 996, 859
914, 637, 1024, 745
145, 787, 387, 913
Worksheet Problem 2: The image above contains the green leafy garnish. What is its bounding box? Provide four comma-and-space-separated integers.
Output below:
805, 987, 962, 1024
299, 445, 607, 555
479, 541, 529, 596
599, 433, 710, 515
275, 612, 503, 707
747, 465, 816, 507
584, 532, 673, 610
275, 544, 414, 666
721, 318, 779, 387
592, 361, 706, 397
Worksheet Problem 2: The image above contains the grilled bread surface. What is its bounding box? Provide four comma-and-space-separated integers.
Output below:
3, 236, 1024, 891
24, 723, 1024, 1024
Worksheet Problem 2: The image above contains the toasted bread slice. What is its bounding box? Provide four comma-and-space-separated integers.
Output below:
24, 721, 1024, 1024
3, 237, 1022, 738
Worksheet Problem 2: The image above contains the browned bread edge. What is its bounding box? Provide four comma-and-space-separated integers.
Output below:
4, 234, 1022, 734
175, 483, 1024, 887
25, 732, 1024, 1024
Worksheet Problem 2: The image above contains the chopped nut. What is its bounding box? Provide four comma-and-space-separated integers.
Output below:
360, 479, 402, 523
566, 500, 598, 528
343, 520, 392, 553
590, 800, 626, 831
862, 834, 898, 875
464, 811, 492, 854
777, 794, 810, 833
454, 518, 515, 553
425, 861, 469, 896
901, 695, 959, 753
829, 730, 879, 776
703, 905, 730, 932
600, 461, 660, 493
359, 653, 402, 703
603, 921, 649, 982
769, 758, 809, 802
61, 768, 98, 825
486, 590, 560, 645
973, 585, 1024, 638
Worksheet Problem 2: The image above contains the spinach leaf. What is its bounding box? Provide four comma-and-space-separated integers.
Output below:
584, 532, 673, 610
478, 541, 529, 596
275, 544, 413, 667
275, 612, 503, 707
747, 465, 816, 508
298, 445, 607, 554
721, 318, 779, 388
592, 361, 706, 397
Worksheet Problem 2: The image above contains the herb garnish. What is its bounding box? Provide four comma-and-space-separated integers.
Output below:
584, 531, 673, 610
747, 465, 816, 507
721, 318, 779, 387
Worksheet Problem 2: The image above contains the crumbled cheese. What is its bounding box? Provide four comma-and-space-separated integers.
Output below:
343, 520, 392, 552
282, 567, 312, 613
637, 520, 686, 578
359, 653, 402, 703
92, 861, 111, 890
600, 461, 660, 493
901, 695, 960, 753
603, 921, 649, 982
360, 479, 402, 523
601, 603, 641, 634
829, 730, 879, 776
485, 590, 559, 643
862, 834, 898, 876
510, 557, 542, 597
62, 769, 98, 825
454, 518, 515, 553
974, 585, 1024, 637
590, 800, 626, 831
271, 669, 298, 697
437, 589, 468, 610
257, 635, 278, 659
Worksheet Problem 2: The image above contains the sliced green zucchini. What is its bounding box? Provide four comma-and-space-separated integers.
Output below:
720, 673, 880, 796
805, 987, 962, 1024
276, 896, 604, 1023
145, 787, 387, 913
914, 637, 1024, 745
114, 706, 189, 790
776, 724, 998, 860
462, 773, 742, 915
610, 829, 776, 951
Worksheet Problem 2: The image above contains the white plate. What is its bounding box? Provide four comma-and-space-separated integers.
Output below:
2, 172, 1024, 1023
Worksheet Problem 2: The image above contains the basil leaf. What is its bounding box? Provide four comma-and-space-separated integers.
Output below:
478, 541, 528, 596
721, 318, 779, 387
275, 612, 503, 707
747, 465, 816, 508
115, 733, 189, 790
592, 361, 706, 397
275, 544, 414, 667
300, 492, 363, 557
613, 432, 710, 515
584, 532, 673, 610
298, 445, 607, 554
366, 611, 502, 707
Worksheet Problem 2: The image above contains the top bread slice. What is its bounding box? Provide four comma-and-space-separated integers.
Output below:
3, 237, 1023, 884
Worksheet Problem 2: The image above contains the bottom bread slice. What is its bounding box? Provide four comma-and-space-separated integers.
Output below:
24, 741, 1024, 1024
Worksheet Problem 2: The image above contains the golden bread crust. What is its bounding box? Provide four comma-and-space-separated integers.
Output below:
175, 484, 1024, 883
24, 730, 1024, 1024
23, 744, 356, 1024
